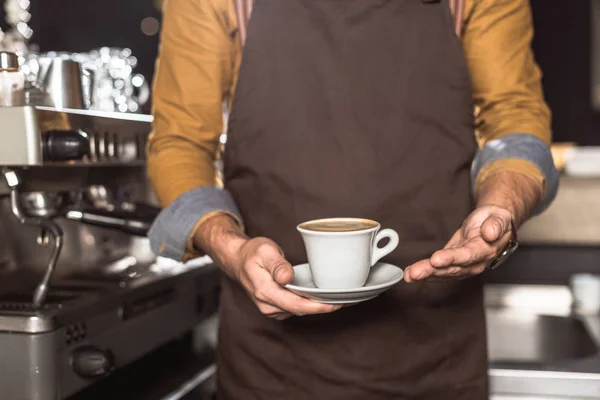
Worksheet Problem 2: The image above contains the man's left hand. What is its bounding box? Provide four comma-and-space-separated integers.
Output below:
404, 171, 542, 283
404, 205, 513, 282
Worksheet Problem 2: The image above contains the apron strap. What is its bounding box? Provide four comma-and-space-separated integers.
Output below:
233, 0, 254, 47
233, 0, 465, 47
450, 0, 466, 38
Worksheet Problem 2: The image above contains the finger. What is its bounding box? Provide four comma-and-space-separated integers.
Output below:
404, 259, 436, 283
266, 285, 342, 316
255, 243, 295, 285
428, 263, 488, 280
274, 313, 293, 321
481, 214, 508, 243
248, 266, 341, 316
430, 238, 492, 268
256, 301, 289, 316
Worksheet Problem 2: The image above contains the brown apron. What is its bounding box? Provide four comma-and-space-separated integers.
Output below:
220, 0, 487, 398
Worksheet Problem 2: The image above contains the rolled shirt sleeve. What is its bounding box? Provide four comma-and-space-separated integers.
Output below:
463, 0, 559, 213
471, 134, 559, 213
148, 186, 243, 261
147, 0, 241, 261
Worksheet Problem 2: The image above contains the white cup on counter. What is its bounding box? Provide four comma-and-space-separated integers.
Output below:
570, 273, 600, 314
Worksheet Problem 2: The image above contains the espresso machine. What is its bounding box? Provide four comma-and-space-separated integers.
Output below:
0, 106, 220, 399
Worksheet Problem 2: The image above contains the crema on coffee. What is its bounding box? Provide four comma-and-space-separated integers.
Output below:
299, 219, 378, 232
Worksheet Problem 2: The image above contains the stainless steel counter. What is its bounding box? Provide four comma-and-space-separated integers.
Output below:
487, 284, 600, 399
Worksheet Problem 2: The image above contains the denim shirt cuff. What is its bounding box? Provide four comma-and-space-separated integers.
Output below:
148, 186, 242, 261
471, 133, 560, 215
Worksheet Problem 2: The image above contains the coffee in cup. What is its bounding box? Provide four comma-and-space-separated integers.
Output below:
299, 219, 378, 232
297, 218, 399, 289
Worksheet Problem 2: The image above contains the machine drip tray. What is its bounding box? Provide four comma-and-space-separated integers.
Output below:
51, 282, 114, 292
0, 292, 78, 311
0, 270, 128, 311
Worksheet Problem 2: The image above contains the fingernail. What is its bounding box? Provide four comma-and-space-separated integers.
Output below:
413, 271, 425, 281
273, 268, 281, 282
495, 224, 502, 239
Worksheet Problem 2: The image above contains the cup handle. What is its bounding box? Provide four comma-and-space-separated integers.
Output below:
371, 229, 400, 266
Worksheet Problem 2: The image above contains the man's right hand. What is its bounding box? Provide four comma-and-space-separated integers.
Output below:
194, 214, 341, 320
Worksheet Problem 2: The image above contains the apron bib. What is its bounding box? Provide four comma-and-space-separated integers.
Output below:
219, 1, 487, 398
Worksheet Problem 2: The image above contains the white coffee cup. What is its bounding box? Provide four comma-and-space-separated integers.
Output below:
570, 273, 600, 314
297, 218, 399, 289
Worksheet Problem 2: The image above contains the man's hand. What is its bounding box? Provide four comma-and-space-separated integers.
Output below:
194, 215, 341, 320
404, 171, 542, 282
404, 205, 514, 281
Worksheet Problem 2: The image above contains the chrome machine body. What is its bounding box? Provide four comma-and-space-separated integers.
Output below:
0, 106, 220, 399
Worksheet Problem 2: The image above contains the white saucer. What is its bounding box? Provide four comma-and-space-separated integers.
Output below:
285, 263, 404, 304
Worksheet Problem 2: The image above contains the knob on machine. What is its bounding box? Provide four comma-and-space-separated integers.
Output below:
71, 346, 115, 379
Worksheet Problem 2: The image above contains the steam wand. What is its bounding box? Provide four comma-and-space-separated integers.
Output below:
3, 169, 63, 308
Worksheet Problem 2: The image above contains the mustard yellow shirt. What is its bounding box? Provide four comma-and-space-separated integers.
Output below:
147, 0, 553, 260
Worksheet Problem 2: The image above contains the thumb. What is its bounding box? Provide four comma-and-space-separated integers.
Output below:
260, 244, 295, 285
481, 214, 507, 243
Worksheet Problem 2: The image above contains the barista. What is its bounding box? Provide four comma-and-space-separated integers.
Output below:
147, 0, 558, 398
